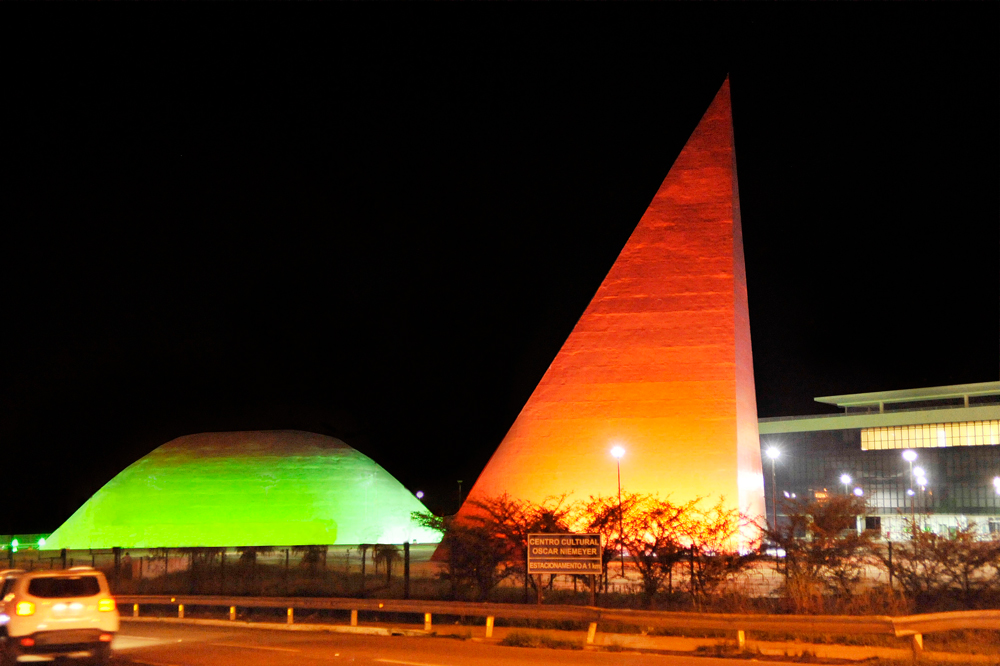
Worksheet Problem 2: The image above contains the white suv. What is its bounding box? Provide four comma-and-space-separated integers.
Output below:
0, 567, 118, 665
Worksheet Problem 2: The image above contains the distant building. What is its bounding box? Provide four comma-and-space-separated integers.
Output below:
759, 382, 1000, 539
44, 431, 440, 549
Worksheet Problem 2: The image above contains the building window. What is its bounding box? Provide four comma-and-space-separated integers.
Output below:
861, 420, 1000, 450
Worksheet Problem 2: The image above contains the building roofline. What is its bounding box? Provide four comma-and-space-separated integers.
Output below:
759, 404, 1000, 434
814, 381, 1000, 408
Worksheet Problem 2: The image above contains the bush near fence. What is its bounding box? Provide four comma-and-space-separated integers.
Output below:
8, 495, 999, 615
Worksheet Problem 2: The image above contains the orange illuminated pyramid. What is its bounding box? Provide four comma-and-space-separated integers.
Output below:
461, 78, 765, 535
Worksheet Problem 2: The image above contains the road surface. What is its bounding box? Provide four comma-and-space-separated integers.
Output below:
110, 623, 741, 666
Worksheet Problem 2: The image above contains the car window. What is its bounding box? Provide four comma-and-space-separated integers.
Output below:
27, 576, 101, 598
0, 577, 16, 598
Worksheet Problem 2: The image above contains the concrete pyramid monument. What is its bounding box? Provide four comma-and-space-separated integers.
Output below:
462, 78, 765, 533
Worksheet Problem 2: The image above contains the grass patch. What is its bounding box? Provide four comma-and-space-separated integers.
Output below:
499, 631, 582, 650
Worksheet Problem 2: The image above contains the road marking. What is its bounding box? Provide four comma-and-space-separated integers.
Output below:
375, 660, 447, 666
208, 642, 301, 653
113, 635, 170, 649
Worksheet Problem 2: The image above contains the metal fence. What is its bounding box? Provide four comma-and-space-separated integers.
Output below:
7, 544, 447, 599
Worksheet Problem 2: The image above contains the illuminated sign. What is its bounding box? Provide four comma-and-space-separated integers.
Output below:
527, 533, 601, 575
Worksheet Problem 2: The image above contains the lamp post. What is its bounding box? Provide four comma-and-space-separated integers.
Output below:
611, 445, 626, 577
914, 468, 927, 522
902, 450, 917, 535
765, 447, 780, 534
840, 473, 852, 496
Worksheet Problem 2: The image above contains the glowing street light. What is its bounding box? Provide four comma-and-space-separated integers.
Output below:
611, 445, 626, 577
839, 473, 852, 495
902, 450, 917, 532
993, 477, 1000, 495
853, 487, 864, 497
765, 447, 780, 533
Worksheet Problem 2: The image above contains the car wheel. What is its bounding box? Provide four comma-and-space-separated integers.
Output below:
89, 644, 111, 666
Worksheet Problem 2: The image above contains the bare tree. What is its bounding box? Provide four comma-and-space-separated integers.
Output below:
617, 493, 690, 605
767, 495, 874, 612
580, 494, 628, 591
683, 498, 759, 608
415, 494, 577, 600
882, 520, 1000, 606
292, 545, 328, 573
372, 544, 401, 584
413, 504, 518, 601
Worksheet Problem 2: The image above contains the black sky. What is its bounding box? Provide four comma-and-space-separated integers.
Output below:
2, 5, 997, 530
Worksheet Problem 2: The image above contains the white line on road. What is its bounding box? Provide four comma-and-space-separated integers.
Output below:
207, 642, 301, 653
375, 659, 447, 666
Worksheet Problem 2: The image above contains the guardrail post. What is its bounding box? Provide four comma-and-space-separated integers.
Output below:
424, 613, 432, 632
287, 608, 293, 625
133, 603, 139, 618
230, 606, 236, 621
178, 604, 184, 619
911, 633, 923, 656
485, 616, 494, 638
586, 622, 597, 645
736, 629, 746, 651
350, 610, 358, 627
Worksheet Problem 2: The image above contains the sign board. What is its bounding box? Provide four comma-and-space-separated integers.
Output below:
527, 533, 602, 575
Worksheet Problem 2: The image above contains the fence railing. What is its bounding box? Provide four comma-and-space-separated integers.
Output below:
116, 594, 1000, 655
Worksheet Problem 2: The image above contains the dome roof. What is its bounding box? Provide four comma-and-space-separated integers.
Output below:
45, 431, 440, 549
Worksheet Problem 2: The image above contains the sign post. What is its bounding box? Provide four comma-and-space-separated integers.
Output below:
527, 533, 602, 605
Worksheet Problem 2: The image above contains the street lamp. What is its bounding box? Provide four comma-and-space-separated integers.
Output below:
611, 446, 626, 577
993, 477, 1000, 495
915, 470, 927, 500
765, 447, 780, 533
902, 450, 917, 534
840, 474, 852, 496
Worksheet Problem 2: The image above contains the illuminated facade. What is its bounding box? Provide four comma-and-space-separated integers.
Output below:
461, 78, 766, 538
44, 431, 440, 549
760, 382, 1000, 538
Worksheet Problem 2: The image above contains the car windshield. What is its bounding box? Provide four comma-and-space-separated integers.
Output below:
27, 576, 101, 598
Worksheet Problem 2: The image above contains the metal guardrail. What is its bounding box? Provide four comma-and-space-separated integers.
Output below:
115, 594, 1000, 654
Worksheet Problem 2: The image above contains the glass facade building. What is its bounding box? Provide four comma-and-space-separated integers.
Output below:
759, 382, 1000, 539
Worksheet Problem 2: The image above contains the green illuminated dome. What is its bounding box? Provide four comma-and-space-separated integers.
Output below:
45, 431, 440, 549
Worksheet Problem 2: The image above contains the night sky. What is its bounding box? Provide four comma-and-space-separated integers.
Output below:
3, 6, 997, 532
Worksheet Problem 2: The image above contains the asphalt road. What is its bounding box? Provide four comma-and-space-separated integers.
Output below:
110, 623, 742, 666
